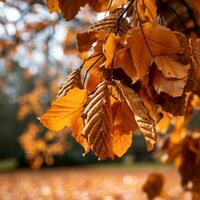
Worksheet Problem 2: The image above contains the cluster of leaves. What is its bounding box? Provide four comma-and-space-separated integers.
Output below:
40, 0, 200, 162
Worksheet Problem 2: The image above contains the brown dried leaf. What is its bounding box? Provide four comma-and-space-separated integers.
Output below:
153, 67, 188, 97
77, 9, 130, 52
56, 69, 83, 100
154, 56, 190, 79
111, 100, 137, 157
82, 81, 114, 160
117, 82, 157, 151
136, 0, 157, 22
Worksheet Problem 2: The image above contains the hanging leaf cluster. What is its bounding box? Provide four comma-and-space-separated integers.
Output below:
40, 0, 200, 160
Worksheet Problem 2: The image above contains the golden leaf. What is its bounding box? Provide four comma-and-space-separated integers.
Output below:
117, 82, 157, 151
153, 67, 188, 97
86, 70, 103, 92
154, 56, 190, 79
103, 33, 137, 82
83, 53, 105, 73
110, 0, 128, 10
114, 48, 137, 83
77, 9, 130, 52
111, 101, 137, 157
40, 87, 89, 150
82, 81, 114, 160
126, 23, 181, 80
56, 69, 83, 100
103, 33, 121, 68
136, 0, 157, 22
40, 87, 87, 131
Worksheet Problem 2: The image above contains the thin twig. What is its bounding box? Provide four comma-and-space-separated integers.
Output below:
115, 0, 135, 34
135, 0, 153, 57
79, 53, 103, 70
83, 54, 104, 85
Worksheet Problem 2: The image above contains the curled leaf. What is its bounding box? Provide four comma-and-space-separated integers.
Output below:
77, 9, 130, 52
40, 87, 89, 151
56, 69, 83, 100
82, 81, 114, 160
153, 67, 188, 97
117, 82, 157, 151
154, 56, 190, 79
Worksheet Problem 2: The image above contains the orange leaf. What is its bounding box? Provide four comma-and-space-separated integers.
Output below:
154, 56, 190, 79
86, 70, 103, 92
40, 87, 89, 151
153, 68, 188, 97
47, 0, 59, 12
104, 33, 121, 69
118, 82, 157, 151
104, 34, 137, 82
83, 54, 105, 73
114, 48, 137, 83
136, 0, 157, 22
126, 23, 181, 80
40, 87, 87, 131
112, 101, 137, 157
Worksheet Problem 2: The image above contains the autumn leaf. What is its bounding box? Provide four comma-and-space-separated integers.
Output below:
126, 23, 181, 80
103, 33, 121, 68
82, 53, 105, 73
152, 67, 188, 97
110, 0, 128, 10
40, 87, 89, 150
77, 10, 130, 52
154, 56, 190, 79
82, 81, 114, 160
111, 101, 137, 157
136, 0, 157, 22
114, 48, 137, 83
117, 82, 157, 151
40, 87, 87, 131
103, 33, 137, 82
86, 70, 103, 92
56, 69, 83, 99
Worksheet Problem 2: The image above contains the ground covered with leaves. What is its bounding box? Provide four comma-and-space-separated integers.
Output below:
0, 166, 193, 200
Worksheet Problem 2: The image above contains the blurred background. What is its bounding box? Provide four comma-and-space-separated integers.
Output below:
0, 0, 155, 170
0, 0, 200, 200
